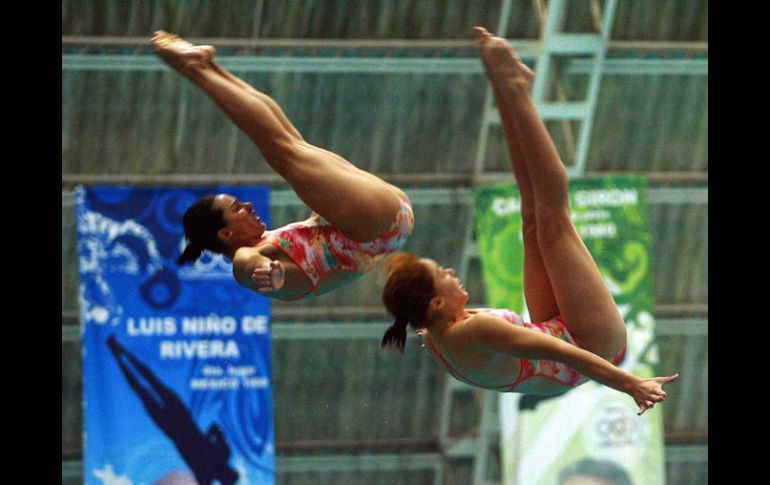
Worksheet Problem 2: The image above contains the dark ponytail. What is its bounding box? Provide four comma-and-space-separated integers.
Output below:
380, 252, 436, 353
177, 195, 227, 265
177, 241, 204, 265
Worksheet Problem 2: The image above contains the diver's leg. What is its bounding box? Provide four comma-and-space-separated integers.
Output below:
474, 28, 625, 358
207, 58, 305, 142
151, 31, 404, 242
475, 28, 559, 323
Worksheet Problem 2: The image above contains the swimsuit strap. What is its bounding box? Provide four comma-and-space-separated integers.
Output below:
420, 332, 492, 389
420, 329, 518, 391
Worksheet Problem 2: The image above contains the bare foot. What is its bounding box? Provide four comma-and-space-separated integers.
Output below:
473, 26, 534, 88
150, 30, 215, 74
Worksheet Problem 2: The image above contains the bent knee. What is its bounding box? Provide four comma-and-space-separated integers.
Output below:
573, 325, 627, 361
534, 209, 573, 242
522, 219, 538, 242
521, 205, 537, 231
261, 137, 307, 166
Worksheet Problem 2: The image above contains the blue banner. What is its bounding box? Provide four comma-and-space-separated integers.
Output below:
77, 186, 274, 485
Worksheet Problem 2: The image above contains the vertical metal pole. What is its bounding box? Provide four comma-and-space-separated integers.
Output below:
572, 0, 619, 176
531, 0, 566, 103
472, 0, 514, 182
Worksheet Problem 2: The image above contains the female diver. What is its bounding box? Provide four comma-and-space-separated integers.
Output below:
381, 27, 677, 415
151, 32, 414, 300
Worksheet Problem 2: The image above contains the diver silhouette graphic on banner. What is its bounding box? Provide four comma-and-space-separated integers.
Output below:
108, 336, 239, 485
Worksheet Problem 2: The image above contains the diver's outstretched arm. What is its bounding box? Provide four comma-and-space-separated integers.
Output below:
468, 313, 678, 415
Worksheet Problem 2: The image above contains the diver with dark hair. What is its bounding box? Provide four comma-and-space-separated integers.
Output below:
151, 31, 414, 301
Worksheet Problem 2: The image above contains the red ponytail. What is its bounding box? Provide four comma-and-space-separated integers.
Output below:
380, 316, 409, 353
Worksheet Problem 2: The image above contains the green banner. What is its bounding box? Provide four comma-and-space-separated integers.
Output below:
474, 176, 665, 485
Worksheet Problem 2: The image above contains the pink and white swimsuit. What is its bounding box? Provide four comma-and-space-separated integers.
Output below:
420, 308, 626, 394
256, 193, 414, 299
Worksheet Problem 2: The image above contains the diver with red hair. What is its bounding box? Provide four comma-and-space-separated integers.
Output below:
380, 28, 677, 415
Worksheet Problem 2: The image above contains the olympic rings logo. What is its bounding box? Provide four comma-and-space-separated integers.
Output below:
591, 407, 642, 447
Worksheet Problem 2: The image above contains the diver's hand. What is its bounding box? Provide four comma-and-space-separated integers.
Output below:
251, 260, 285, 293
629, 374, 679, 415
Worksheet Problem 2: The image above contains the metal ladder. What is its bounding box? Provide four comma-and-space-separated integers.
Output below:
437, 1, 619, 484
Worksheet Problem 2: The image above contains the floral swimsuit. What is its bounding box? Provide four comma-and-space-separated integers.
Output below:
256, 193, 414, 299
420, 308, 626, 394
